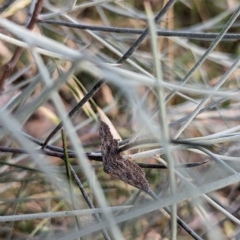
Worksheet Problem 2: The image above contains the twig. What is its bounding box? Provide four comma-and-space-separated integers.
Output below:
68, 163, 111, 240
0, 0, 44, 91
0, 126, 208, 169
39, 19, 240, 41
0, 145, 207, 169
61, 129, 81, 234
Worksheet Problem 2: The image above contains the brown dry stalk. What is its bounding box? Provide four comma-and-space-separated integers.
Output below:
0, 0, 44, 92
99, 121, 150, 192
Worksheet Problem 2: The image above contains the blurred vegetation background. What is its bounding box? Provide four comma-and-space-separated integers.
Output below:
0, 0, 240, 239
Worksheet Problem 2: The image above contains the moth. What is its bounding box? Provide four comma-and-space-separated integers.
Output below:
99, 121, 149, 192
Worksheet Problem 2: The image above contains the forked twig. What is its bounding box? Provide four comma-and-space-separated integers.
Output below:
0, 0, 44, 91
99, 121, 202, 240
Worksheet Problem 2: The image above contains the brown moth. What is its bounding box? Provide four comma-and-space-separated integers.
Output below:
99, 121, 149, 192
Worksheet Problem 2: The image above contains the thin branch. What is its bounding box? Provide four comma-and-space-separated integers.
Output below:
0, 0, 44, 91
61, 129, 81, 234
39, 19, 240, 41
0, 146, 207, 169
69, 164, 111, 240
